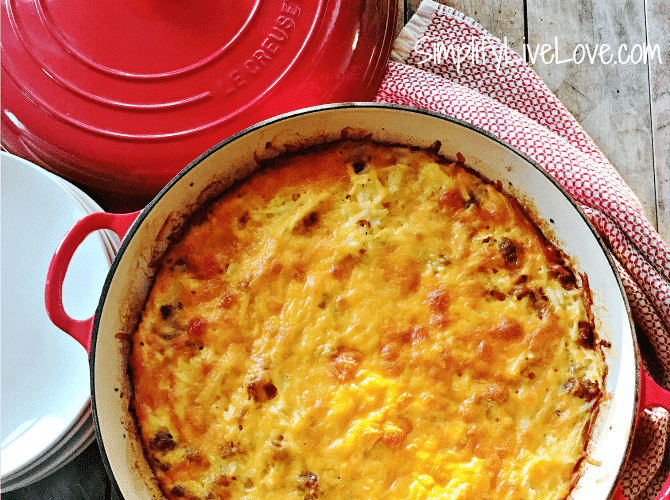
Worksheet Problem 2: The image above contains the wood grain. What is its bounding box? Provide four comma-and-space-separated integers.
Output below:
646, 0, 670, 241
405, 0, 525, 55
525, 0, 657, 225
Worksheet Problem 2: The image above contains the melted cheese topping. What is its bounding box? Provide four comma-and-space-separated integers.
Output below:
130, 141, 606, 500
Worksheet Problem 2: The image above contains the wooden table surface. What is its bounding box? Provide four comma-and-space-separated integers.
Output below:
400, 0, 669, 243
4, 1, 667, 499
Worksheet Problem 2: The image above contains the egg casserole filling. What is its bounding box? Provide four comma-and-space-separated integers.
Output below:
130, 140, 606, 500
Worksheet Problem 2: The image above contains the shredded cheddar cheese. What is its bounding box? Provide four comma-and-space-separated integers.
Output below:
130, 141, 606, 500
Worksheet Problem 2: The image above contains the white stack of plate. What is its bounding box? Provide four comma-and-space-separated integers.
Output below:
1, 153, 119, 492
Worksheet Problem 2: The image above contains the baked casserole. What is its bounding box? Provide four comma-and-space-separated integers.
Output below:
130, 139, 607, 500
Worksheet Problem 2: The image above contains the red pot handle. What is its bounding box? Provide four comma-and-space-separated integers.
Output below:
45, 211, 141, 354
611, 368, 670, 500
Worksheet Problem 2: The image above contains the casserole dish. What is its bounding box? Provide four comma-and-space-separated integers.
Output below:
45, 103, 670, 499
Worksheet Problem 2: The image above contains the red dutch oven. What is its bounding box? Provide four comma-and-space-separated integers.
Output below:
2, 0, 397, 207
46, 104, 670, 499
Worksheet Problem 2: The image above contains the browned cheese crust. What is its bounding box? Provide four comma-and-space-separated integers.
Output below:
130, 141, 606, 500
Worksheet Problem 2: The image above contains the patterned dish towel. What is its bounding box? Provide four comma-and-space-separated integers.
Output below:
374, 0, 670, 498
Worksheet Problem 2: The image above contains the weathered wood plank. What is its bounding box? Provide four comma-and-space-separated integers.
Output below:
405, 0, 526, 55
396, 0, 405, 37
646, 0, 670, 242
525, 0, 657, 226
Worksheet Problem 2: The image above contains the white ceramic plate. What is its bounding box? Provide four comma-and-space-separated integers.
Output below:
1, 404, 90, 484
0, 410, 95, 492
1, 153, 113, 483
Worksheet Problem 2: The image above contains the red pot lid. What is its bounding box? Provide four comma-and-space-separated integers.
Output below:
1, 0, 396, 205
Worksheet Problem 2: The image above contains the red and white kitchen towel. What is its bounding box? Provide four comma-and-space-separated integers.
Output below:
374, 0, 670, 497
